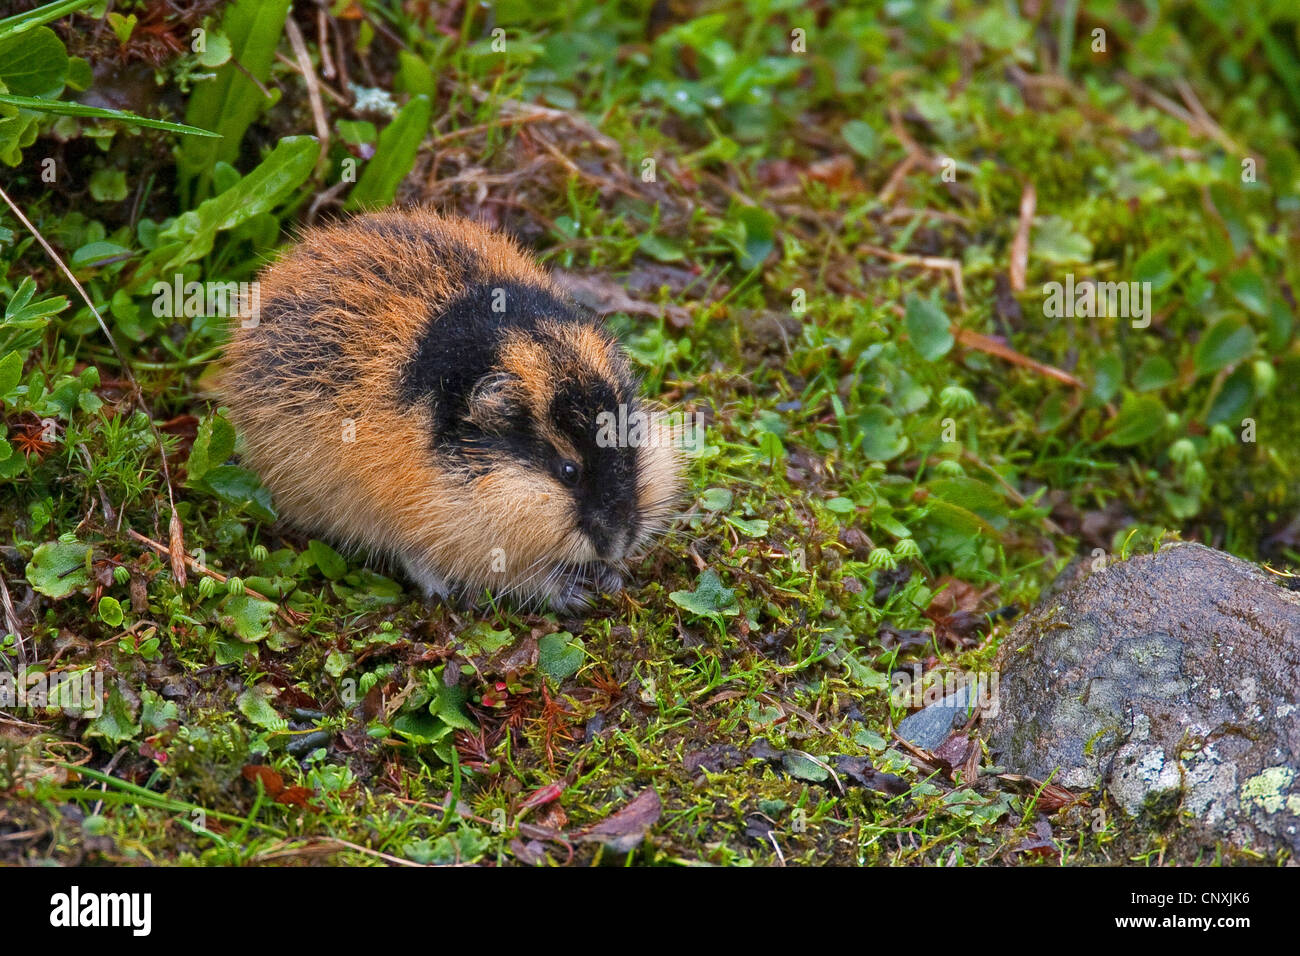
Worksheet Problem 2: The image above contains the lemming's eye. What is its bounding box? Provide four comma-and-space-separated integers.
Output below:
557, 460, 580, 486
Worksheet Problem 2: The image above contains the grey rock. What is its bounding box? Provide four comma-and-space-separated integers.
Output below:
981, 542, 1300, 858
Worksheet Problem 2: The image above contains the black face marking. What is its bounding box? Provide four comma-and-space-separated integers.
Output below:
547, 377, 641, 557
398, 266, 642, 557
398, 278, 588, 434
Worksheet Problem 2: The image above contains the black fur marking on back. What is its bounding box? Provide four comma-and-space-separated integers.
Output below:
239, 294, 345, 394
397, 278, 589, 435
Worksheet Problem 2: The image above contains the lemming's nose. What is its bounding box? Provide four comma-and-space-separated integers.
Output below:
589, 518, 629, 561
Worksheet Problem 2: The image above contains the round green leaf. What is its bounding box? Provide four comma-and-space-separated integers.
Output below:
698, 487, 733, 511
904, 294, 953, 361
196, 31, 232, 68
26, 540, 91, 598
1106, 394, 1167, 446
307, 539, 347, 580
538, 631, 585, 683
97, 595, 124, 627
0, 26, 68, 98
1133, 355, 1175, 392
858, 405, 907, 462
89, 168, 128, 202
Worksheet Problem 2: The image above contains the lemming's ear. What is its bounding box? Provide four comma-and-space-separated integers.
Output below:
464, 371, 523, 431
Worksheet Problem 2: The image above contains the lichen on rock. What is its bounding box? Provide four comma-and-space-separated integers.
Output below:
980, 542, 1300, 860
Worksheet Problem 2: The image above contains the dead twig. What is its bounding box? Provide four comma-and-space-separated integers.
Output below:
0, 572, 26, 667
859, 243, 967, 313
1009, 182, 1036, 293
283, 15, 331, 170
952, 327, 1084, 388
125, 530, 301, 627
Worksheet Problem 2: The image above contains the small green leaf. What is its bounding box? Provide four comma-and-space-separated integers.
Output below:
335, 119, 377, 146
1226, 271, 1269, 317
727, 204, 775, 270
904, 294, 953, 361
200, 464, 277, 522
237, 685, 286, 730
1132, 243, 1175, 292
858, 405, 907, 462
698, 487, 733, 511
669, 569, 738, 620
462, 623, 514, 656
927, 476, 1008, 520
88, 168, 128, 202
324, 649, 353, 678
1133, 355, 1175, 392
782, 751, 830, 783
196, 30, 232, 68
87, 684, 142, 744
1194, 317, 1254, 374
1031, 216, 1093, 264
219, 593, 277, 642
97, 595, 124, 627
395, 49, 434, 97
140, 689, 179, 733
431, 683, 477, 730
70, 240, 130, 269
841, 119, 879, 158
538, 631, 585, 683
26, 539, 91, 598
393, 710, 453, 747
1106, 393, 1167, 447
106, 12, 136, 45
186, 412, 236, 483
0, 350, 23, 398
1091, 353, 1123, 403
307, 539, 347, 580
724, 515, 769, 536
1206, 365, 1254, 426
637, 232, 685, 262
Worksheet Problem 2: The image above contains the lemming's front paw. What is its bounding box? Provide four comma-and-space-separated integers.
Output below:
541, 564, 625, 611
546, 574, 593, 612
591, 564, 626, 595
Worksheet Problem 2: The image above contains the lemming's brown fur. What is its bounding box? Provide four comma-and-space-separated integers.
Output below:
218, 210, 682, 609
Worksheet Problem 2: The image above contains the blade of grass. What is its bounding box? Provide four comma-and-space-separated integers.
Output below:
0, 0, 96, 41
345, 94, 432, 210
0, 93, 219, 136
